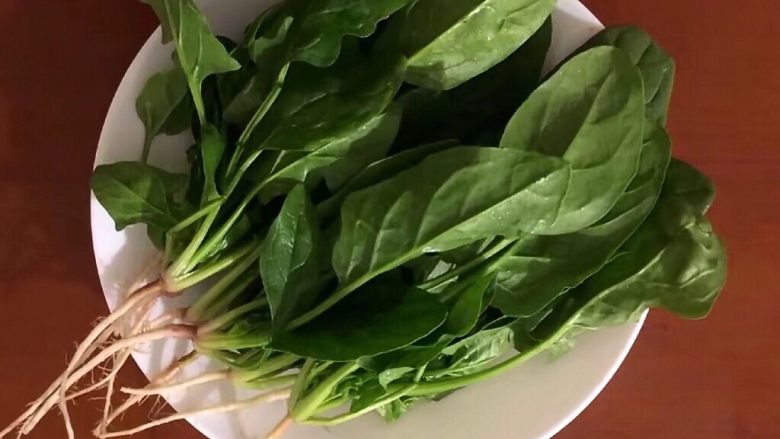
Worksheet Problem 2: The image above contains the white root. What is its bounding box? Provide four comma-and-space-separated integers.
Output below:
0, 318, 119, 438
120, 370, 231, 396
57, 279, 168, 439
95, 351, 199, 436
264, 414, 293, 439
98, 388, 292, 438
18, 324, 194, 436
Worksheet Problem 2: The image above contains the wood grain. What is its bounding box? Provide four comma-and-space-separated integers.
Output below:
0, 0, 777, 438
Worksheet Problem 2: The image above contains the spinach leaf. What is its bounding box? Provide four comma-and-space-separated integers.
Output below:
332, 146, 575, 291
579, 26, 675, 125
248, 46, 405, 153
271, 276, 448, 361
515, 164, 727, 351
397, 0, 555, 89
260, 185, 321, 331
91, 162, 188, 231
443, 275, 495, 337
226, 0, 412, 122
501, 47, 646, 232
135, 67, 193, 162
142, 0, 241, 121
394, 17, 552, 147
662, 159, 715, 214
199, 124, 226, 202
279, 0, 414, 67
425, 327, 514, 379
493, 120, 671, 316
316, 139, 458, 222
251, 106, 402, 203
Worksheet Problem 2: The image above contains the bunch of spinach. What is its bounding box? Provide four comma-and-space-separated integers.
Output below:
4, 2, 726, 438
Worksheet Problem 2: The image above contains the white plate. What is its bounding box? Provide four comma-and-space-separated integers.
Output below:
91, 1, 645, 438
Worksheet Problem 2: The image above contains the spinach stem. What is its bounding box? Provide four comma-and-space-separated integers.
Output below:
224, 63, 290, 183
405, 325, 563, 397
417, 238, 514, 290
186, 245, 261, 321
172, 240, 257, 290
141, 136, 153, 164
291, 362, 359, 422
198, 271, 260, 321
287, 359, 316, 410
198, 297, 268, 334
305, 385, 416, 426
235, 354, 300, 382
196, 329, 271, 350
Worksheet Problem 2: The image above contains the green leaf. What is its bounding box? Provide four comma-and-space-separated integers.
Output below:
333, 146, 576, 290
394, 17, 552, 147
135, 67, 193, 161
227, 0, 412, 122
316, 139, 458, 222
142, 0, 241, 120
260, 185, 321, 331
425, 327, 514, 379
515, 166, 727, 351
399, 0, 556, 89
579, 26, 676, 125
256, 107, 402, 202
271, 277, 448, 361
282, 0, 414, 67
199, 123, 226, 202
444, 275, 494, 336
501, 46, 646, 232
249, 47, 405, 153
662, 159, 715, 214
492, 120, 671, 316
91, 162, 188, 231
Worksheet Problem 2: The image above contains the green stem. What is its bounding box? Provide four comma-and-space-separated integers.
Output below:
236, 64, 289, 150
417, 238, 514, 290
305, 385, 416, 426
240, 374, 298, 391
405, 329, 560, 397
199, 272, 260, 322
199, 298, 267, 334
286, 250, 420, 330
164, 198, 224, 263
171, 240, 256, 291
196, 329, 271, 350
235, 354, 300, 382
288, 359, 316, 410
185, 245, 261, 321
291, 362, 360, 422
141, 135, 153, 164
311, 394, 351, 416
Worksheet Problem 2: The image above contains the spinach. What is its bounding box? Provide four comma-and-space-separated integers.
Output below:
135, 67, 193, 162
247, 46, 405, 153
501, 47, 646, 232
260, 185, 321, 331
225, 0, 412, 122
397, 0, 556, 89
394, 17, 553, 147
69, 0, 729, 434
492, 120, 671, 316
515, 163, 727, 351
271, 275, 448, 361
332, 146, 572, 292
142, 0, 241, 121
578, 26, 676, 125
91, 162, 188, 231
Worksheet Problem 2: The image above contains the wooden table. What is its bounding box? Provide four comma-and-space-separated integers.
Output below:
0, 0, 777, 438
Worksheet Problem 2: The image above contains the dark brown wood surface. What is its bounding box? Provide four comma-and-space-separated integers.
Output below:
0, 0, 777, 438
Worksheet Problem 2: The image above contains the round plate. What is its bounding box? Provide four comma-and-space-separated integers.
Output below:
91, 1, 645, 438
